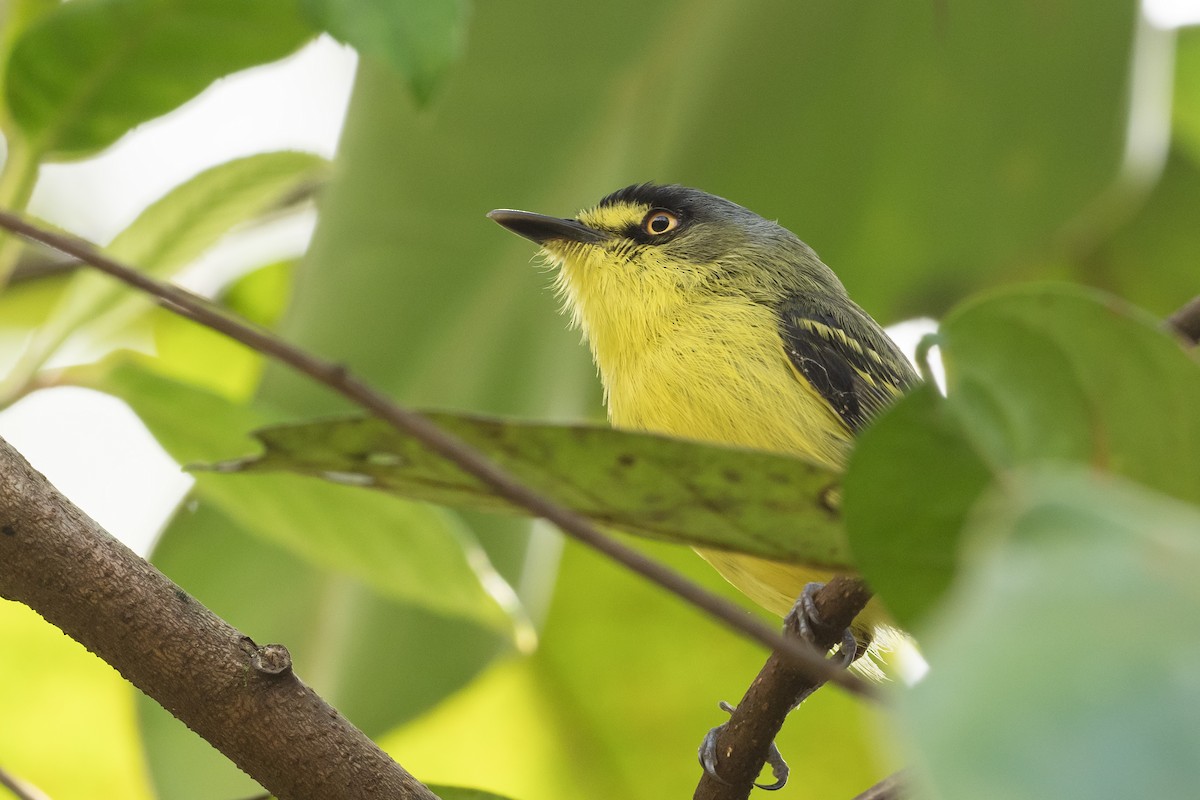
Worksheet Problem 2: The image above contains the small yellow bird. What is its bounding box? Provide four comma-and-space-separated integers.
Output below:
489, 183, 917, 658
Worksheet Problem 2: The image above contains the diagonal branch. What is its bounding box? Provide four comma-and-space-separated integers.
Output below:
694, 576, 875, 800
1166, 294, 1200, 346
0, 208, 873, 698
0, 434, 436, 800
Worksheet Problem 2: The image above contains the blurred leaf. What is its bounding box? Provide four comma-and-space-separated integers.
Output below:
1, 151, 326, 402
106, 151, 326, 268
1073, 149, 1200, 319
382, 655, 631, 800
140, 499, 510, 800
301, 0, 470, 103
0, 269, 68, 329
4, 0, 315, 158
0, 601, 153, 800
939, 285, 1200, 503
149, 260, 295, 400
843, 383, 992, 626
846, 284, 1200, 626
84, 356, 529, 642
1172, 26, 1200, 165
899, 468, 1200, 799
385, 535, 893, 800
207, 412, 850, 568
220, 258, 294, 326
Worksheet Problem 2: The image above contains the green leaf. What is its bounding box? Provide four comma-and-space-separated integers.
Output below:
1, 151, 327, 403
0, 601, 153, 799
898, 468, 1200, 800
939, 284, 1200, 504
84, 357, 529, 642
140, 499, 511, 800
207, 412, 850, 568
148, 259, 295, 401
4, 0, 315, 158
842, 383, 993, 627
1172, 26, 1200, 165
846, 284, 1200, 626
301, 0, 470, 103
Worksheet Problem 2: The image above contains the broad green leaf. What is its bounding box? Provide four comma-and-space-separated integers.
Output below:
301, 0, 470, 103
899, 468, 1200, 799
842, 383, 992, 627
208, 413, 851, 568
846, 284, 1200, 626
85, 357, 528, 641
1, 151, 327, 404
140, 499, 511, 800
4, 0, 315, 158
940, 284, 1200, 504
1073, 149, 1200, 321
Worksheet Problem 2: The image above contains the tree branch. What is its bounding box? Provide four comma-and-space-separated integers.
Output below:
0, 434, 436, 800
694, 576, 875, 800
0, 765, 50, 800
1166, 294, 1200, 346
0, 208, 873, 699
850, 771, 908, 800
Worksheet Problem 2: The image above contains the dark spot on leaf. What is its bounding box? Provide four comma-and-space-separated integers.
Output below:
617, 454, 636, 467
722, 469, 742, 483
1, 523, 14, 536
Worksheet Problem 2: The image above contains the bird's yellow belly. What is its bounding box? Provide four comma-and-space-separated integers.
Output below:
601, 324, 856, 619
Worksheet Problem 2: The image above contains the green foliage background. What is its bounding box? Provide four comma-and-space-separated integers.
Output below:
0, 1, 1198, 799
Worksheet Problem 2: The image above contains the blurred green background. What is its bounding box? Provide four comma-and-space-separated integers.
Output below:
0, 1, 1197, 798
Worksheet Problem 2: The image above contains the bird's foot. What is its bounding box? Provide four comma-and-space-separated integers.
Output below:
698, 701, 790, 791
697, 582, 861, 791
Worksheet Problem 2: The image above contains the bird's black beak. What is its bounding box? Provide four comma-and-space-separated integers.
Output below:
487, 209, 608, 245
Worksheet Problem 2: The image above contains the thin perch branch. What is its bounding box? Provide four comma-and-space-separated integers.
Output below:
851, 770, 908, 800
0, 765, 50, 800
694, 576, 875, 800
1166, 294, 1200, 346
0, 208, 873, 698
0, 435, 436, 800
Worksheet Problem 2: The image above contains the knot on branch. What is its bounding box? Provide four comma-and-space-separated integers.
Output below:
241, 638, 293, 676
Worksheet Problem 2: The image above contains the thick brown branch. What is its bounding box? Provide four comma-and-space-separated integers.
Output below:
0, 435, 436, 800
694, 576, 874, 800
0, 208, 873, 699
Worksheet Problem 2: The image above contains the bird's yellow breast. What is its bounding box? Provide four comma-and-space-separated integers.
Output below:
550, 203, 865, 621
601, 299, 850, 466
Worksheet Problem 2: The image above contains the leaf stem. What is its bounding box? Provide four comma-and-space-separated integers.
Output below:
0, 136, 39, 290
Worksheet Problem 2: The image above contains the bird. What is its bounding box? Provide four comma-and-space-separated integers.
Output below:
489, 182, 916, 634
488, 183, 918, 787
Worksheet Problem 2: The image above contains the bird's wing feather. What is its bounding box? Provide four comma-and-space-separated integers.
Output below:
778, 299, 919, 433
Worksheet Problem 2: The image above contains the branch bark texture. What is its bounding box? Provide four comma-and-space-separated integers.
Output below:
0, 435, 437, 800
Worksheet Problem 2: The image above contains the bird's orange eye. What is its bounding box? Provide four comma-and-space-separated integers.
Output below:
643, 209, 680, 236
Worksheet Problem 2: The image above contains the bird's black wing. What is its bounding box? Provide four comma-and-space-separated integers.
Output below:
778, 299, 919, 433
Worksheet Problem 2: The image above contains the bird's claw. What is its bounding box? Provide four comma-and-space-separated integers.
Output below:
698, 582, 861, 793
698, 701, 791, 790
